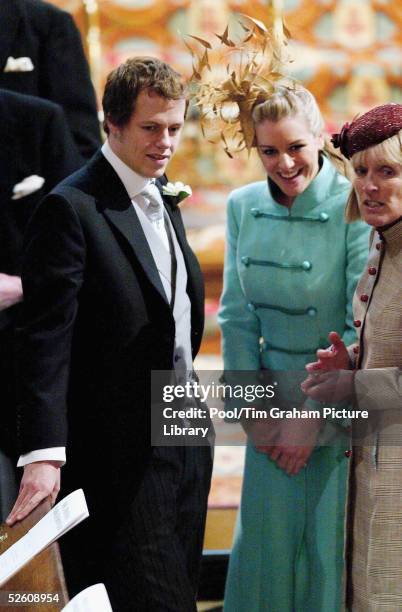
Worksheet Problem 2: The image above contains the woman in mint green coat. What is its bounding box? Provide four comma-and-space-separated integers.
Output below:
219, 85, 370, 611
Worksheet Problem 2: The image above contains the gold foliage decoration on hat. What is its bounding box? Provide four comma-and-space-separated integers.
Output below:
186, 14, 293, 157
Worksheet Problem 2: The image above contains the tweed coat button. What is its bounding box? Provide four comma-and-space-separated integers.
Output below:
241, 256, 250, 266
354, 320, 362, 327
319, 212, 329, 222
368, 267, 377, 275
376, 243, 382, 250
307, 307, 317, 317
345, 450, 352, 458
250, 208, 260, 217
353, 346, 359, 354
302, 260, 312, 271
247, 302, 256, 312
360, 294, 369, 302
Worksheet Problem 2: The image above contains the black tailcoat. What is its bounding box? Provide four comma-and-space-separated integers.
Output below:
16, 152, 210, 607
0, 89, 82, 277
0, 0, 101, 158
0, 89, 82, 459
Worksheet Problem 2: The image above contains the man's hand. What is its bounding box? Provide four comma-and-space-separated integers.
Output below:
301, 370, 356, 404
266, 417, 323, 476
0, 273, 23, 311
305, 331, 351, 373
6, 461, 61, 526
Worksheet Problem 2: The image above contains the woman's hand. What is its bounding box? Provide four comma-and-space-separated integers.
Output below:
264, 416, 323, 476
242, 417, 280, 448
305, 331, 351, 373
301, 369, 356, 403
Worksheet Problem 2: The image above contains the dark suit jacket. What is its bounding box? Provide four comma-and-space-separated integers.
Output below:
0, 0, 101, 159
16, 151, 205, 515
0, 89, 82, 278
0, 89, 83, 457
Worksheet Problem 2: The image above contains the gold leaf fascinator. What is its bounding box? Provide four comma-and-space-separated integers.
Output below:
186, 14, 293, 157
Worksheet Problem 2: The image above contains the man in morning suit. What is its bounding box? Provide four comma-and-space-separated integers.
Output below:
0, 89, 82, 519
7, 58, 213, 612
0, 0, 101, 158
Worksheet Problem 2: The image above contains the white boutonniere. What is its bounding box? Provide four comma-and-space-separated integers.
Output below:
162, 181, 192, 206
12, 175, 45, 200
4, 56, 34, 72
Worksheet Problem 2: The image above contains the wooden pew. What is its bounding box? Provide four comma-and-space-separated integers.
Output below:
0, 498, 69, 611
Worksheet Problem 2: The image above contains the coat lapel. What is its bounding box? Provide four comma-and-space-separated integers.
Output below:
156, 179, 205, 345
156, 180, 190, 271
0, 0, 23, 70
88, 153, 169, 305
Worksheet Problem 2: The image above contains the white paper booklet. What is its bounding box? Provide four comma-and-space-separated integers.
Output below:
0, 489, 89, 587
62, 583, 113, 611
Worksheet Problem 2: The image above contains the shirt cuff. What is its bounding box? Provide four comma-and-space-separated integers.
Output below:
17, 447, 66, 467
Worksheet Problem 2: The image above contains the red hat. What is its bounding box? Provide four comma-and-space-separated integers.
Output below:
331, 103, 402, 159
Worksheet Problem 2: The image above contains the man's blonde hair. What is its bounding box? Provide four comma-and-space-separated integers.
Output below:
346, 130, 402, 222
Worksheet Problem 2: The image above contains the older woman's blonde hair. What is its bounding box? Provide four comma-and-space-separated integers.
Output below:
252, 84, 324, 137
346, 129, 402, 222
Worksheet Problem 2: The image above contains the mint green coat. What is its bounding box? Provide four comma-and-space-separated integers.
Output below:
219, 157, 370, 612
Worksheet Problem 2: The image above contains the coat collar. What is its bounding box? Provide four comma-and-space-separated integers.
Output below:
377, 217, 402, 248
101, 140, 150, 198
83, 152, 170, 305
97, 144, 194, 283
0, 0, 24, 70
82, 151, 194, 308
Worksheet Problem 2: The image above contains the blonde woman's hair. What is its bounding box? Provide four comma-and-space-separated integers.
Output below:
252, 84, 324, 136
251, 84, 346, 170
345, 129, 402, 222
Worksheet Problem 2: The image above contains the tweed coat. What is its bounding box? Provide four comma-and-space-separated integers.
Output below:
346, 218, 402, 611
220, 156, 370, 611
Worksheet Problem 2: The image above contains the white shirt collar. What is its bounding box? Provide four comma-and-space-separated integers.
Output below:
101, 140, 154, 199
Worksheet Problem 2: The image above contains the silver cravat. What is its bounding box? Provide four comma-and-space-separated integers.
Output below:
139, 182, 164, 230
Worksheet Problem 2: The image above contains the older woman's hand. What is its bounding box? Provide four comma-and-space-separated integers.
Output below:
301, 369, 356, 403
305, 331, 351, 373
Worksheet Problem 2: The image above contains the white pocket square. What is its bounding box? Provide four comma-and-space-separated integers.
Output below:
12, 175, 45, 200
4, 56, 34, 72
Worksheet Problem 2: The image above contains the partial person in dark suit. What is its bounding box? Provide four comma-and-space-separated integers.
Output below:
0, 0, 102, 159
0, 88, 83, 519
7, 57, 213, 612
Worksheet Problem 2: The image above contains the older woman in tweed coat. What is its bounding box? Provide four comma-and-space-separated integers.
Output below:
303, 103, 402, 611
